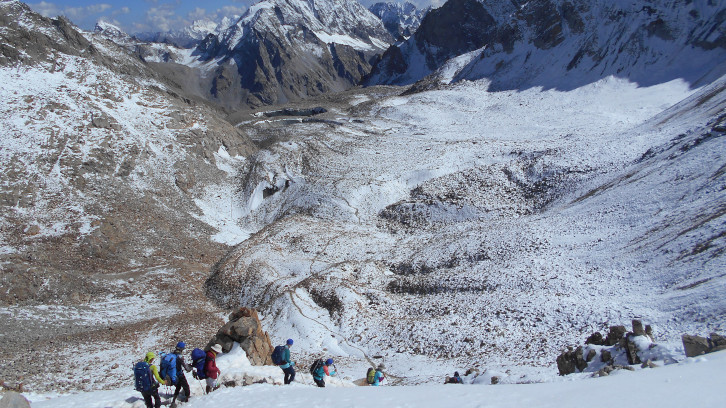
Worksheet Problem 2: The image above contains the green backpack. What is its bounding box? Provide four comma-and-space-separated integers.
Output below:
366, 367, 375, 384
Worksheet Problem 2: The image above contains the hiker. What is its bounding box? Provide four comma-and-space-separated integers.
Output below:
162, 341, 192, 406
204, 344, 222, 393
277, 339, 296, 384
134, 352, 164, 408
371, 363, 385, 386
311, 358, 336, 387
445, 371, 463, 384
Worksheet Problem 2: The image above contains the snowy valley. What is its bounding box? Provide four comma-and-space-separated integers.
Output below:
1, 0, 725, 406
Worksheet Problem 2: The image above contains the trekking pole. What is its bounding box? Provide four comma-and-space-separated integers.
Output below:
197, 377, 207, 395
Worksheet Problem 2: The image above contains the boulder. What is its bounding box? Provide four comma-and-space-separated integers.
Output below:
605, 326, 627, 346
585, 332, 604, 345
682, 334, 710, 357
556, 347, 577, 376
0, 392, 31, 408
556, 346, 588, 375
632, 319, 645, 336
585, 349, 596, 362
207, 307, 274, 366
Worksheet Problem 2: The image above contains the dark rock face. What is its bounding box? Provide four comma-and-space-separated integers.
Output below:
415, 0, 496, 68
369, 2, 427, 39
367, 0, 726, 89
193, 0, 392, 109
207, 307, 274, 366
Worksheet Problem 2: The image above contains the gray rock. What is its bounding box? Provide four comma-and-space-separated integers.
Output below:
624, 335, 642, 365
586, 349, 597, 362
710, 333, 726, 348
585, 332, 604, 345
0, 392, 31, 408
490, 376, 500, 385
606, 326, 627, 346
641, 359, 657, 369
645, 325, 654, 340
556, 347, 577, 376
574, 346, 588, 371
682, 334, 710, 357
632, 319, 645, 336
600, 349, 612, 363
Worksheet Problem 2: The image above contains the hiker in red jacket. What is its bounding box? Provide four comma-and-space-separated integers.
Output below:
204, 344, 222, 393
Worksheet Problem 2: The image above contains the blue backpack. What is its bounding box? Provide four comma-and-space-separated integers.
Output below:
160, 353, 178, 384
134, 361, 152, 392
271, 345, 286, 365
191, 348, 207, 379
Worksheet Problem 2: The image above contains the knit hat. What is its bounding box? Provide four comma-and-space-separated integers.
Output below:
211, 344, 222, 353
176, 341, 186, 350
326, 358, 333, 365
286, 339, 294, 345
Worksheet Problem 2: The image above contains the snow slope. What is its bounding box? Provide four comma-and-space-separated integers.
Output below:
25, 350, 726, 408
207, 70, 726, 383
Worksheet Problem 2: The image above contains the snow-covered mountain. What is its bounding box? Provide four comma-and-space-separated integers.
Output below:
191, 0, 394, 108
93, 20, 133, 44
365, 0, 726, 89
0, 0, 256, 392
369, 1, 428, 40
2, 0, 726, 398
134, 17, 237, 49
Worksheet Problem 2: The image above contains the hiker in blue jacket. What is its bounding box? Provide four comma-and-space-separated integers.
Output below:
372, 363, 385, 386
280, 339, 296, 384
169, 341, 192, 406
312, 358, 336, 387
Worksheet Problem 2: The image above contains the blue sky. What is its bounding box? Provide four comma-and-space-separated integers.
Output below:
27, 0, 439, 33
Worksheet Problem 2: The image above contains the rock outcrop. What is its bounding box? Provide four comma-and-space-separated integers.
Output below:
207, 308, 274, 366
557, 319, 671, 376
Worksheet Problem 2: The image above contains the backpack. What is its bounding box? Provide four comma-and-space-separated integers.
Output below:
366, 367, 376, 384
134, 361, 152, 392
309, 358, 324, 376
191, 348, 207, 380
160, 352, 178, 383
271, 345, 286, 365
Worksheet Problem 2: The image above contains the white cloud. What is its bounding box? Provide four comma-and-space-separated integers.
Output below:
187, 7, 208, 21
28, 1, 60, 17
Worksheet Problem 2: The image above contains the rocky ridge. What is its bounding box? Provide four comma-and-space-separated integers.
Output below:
0, 0, 256, 392
190, 0, 393, 109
